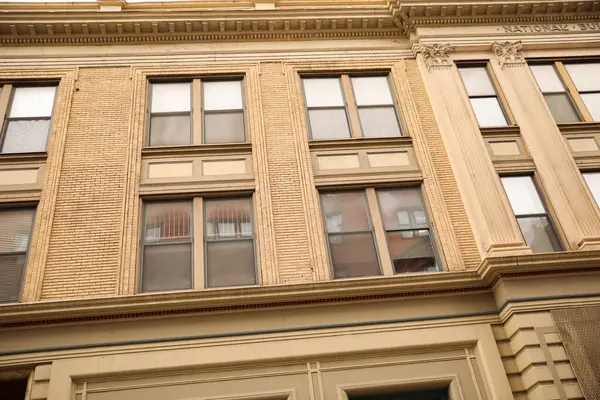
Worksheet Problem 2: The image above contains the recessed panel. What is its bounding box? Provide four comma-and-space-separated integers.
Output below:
202, 159, 247, 176
568, 137, 599, 153
367, 152, 409, 168
147, 162, 193, 179
489, 141, 521, 156
0, 168, 39, 185
317, 154, 360, 170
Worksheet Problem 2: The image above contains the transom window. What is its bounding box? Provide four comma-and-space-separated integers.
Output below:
302, 74, 403, 140
0, 208, 35, 303
319, 187, 439, 279
500, 176, 562, 253
148, 78, 246, 147
141, 197, 256, 292
458, 65, 510, 127
0, 84, 57, 153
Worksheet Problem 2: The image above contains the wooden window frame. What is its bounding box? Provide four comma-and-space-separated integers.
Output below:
301, 73, 405, 140
146, 76, 247, 147
0, 83, 58, 154
139, 195, 258, 293
550, 61, 596, 122
319, 186, 441, 280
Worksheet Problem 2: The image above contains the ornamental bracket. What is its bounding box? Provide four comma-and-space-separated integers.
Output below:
419, 43, 455, 71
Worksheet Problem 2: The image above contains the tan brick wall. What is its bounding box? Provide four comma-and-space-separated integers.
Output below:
40, 67, 132, 299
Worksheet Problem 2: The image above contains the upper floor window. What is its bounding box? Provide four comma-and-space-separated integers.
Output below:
148, 78, 246, 147
0, 85, 57, 153
302, 74, 403, 140
140, 197, 256, 292
0, 208, 35, 303
531, 62, 600, 122
458, 65, 509, 127
582, 172, 600, 207
500, 176, 562, 253
319, 187, 438, 279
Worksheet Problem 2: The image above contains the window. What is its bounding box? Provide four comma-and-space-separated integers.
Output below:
458, 65, 509, 127
0, 85, 57, 153
302, 74, 403, 139
0, 208, 35, 303
377, 188, 437, 274
319, 187, 439, 279
582, 172, 600, 207
352, 389, 449, 400
501, 176, 562, 253
148, 78, 246, 147
140, 197, 256, 292
531, 62, 600, 122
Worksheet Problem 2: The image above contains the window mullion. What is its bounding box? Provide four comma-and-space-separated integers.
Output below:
192, 79, 203, 145
193, 196, 205, 289
486, 63, 516, 125
365, 188, 393, 276
340, 75, 363, 138
555, 61, 594, 122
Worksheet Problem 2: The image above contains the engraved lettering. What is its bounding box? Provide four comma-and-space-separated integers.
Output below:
533, 25, 542, 32
503, 25, 514, 33
579, 23, 588, 30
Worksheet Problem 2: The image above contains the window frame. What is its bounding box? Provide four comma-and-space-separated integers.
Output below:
0, 206, 37, 304
301, 72, 405, 140
558, 60, 598, 122
0, 82, 59, 154
582, 170, 600, 208
139, 195, 258, 293
146, 75, 247, 148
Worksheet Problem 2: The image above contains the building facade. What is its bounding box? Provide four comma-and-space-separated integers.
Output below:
0, 0, 599, 399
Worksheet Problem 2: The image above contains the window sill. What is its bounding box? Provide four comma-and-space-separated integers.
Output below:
558, 121, 600, 135
0, 152, 48, 165
478, 125, 520, 136
142, 142, 252, 158
308, 136, 412, 151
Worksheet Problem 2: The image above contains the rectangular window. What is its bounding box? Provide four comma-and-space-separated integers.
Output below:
530, 64, 581, 123
0, 208, 35, 303
501, 176, 562, 253
583, 172, 600, 207
0, 85, 57, 153
376, 188, 438, 274
140, 197, 256, 292
302, 74, 403, 140
564, 63, 600, 121
147, 78, 246, 147
458, 66, 509, 127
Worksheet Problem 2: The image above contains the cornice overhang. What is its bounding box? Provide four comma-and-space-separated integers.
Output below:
1, 251, 600, 328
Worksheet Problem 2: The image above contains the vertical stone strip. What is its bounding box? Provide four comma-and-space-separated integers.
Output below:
40, 67, 132, 299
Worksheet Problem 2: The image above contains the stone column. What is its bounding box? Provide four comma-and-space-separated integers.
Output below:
491, 41, 600, 251
417, 43, 529, 258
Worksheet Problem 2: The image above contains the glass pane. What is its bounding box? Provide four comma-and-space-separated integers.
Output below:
329, 233, 380, 279
459, 67, 496, 96
144, 201, 192, 243
206, 240, 256, 288
203, 81, 244, 111
149, 115, 191, 146
303, 78, 344, 107
470, 97, 508, 127
142, 243, 192, 292
150, 82, 191, 113
565, 63, 600, 91
358, 107, 401, 137
320, 192, 371, 232
544, 93, 581, 123
0, 254, 26, 303
308, 109, 350, 139
0, 209, 35, 253
583, 172, 600, 207
581, 93, 600, 121
530, 65, 565, 93
205, 198, 253, 239
204, 112, 245, 143
377, 188, 427, 230
2, 120, 50, 153
501, 176, 545, 215
518, 216, 561, 253
351, 77, 393, 106
9, 86, 56, 118
387, 230, 437, 274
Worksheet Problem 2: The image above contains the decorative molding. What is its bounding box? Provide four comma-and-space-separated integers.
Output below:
492, 41, 525, 68
419, 43, 455, 70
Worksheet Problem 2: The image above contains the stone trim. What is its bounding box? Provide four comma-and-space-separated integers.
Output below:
491, 41, 525, 68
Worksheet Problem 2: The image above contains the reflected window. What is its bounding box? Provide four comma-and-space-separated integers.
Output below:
458, 66, 509, 127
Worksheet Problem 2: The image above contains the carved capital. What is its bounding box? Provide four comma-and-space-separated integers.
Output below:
419, 43, 455, 71
492, 41, 525, 68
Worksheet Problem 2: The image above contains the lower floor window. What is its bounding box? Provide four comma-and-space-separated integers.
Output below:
140, 196, 256, 292
352, 389, 448, 400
